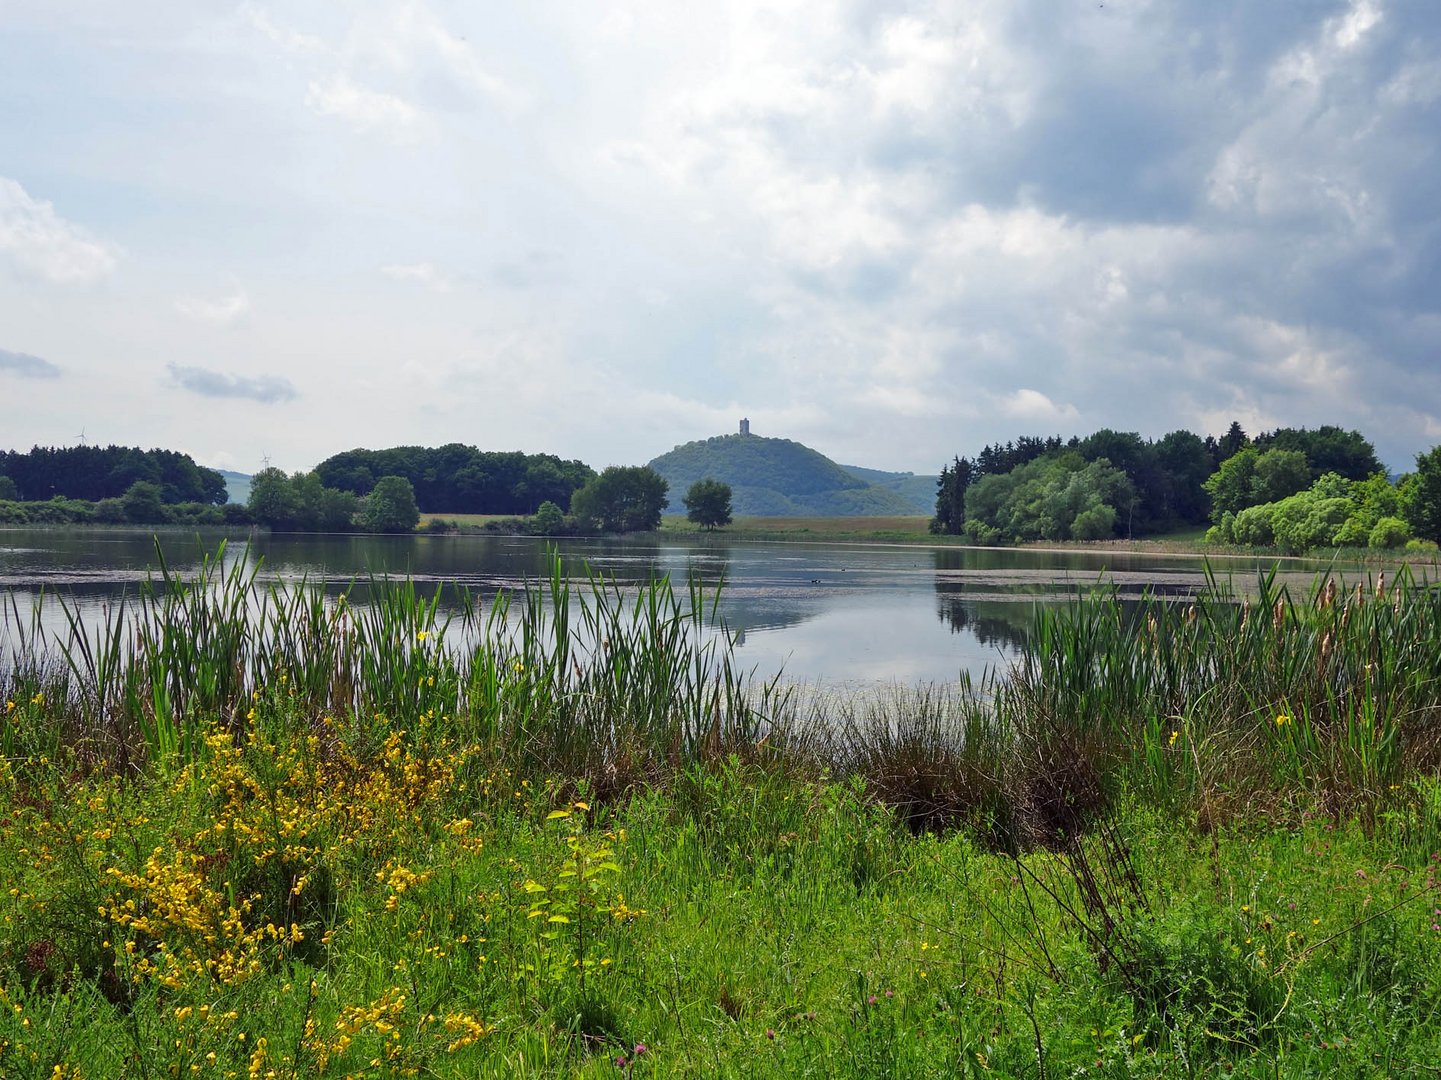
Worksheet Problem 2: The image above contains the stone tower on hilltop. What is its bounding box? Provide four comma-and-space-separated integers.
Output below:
739, 418, 751, 436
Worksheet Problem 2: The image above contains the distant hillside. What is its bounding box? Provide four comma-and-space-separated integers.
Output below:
648, 434, 922, 517
216, 470, 252, 505
839, 464, 938, 515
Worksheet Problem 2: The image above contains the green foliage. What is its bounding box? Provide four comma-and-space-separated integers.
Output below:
1270, 493, 1352, 554
359, 475, 420, 533
522, 804, 630, 995
683, 477, 733, 530
1205, 447, 1312, 522
934, 424, 1242, 540
1207, 468, 1420, 553
120, 480, 169, 524
1404, 445, 1441, 544
648, 434, 917, 517
532, 500, 565, 535
963, 455, 1134, 543
1254, 424, 1382, 480
315, 443, 594, 514
247, 468, 359, 532
1369, 516, 1411, 549
570, 466, 668, 533
931, 456, 974, 535
0, 475, 16, 501
0, 444, 225, 504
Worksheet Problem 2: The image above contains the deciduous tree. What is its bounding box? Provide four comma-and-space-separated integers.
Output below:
684, 478, 733, 530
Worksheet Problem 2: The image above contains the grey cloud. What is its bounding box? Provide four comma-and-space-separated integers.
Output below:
167, 364, 297, 404
0, 348, 60, 378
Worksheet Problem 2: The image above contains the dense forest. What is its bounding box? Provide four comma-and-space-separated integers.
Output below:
931, 423, 1438, 553
314, 445, 595, 514
0, 445, 226, 505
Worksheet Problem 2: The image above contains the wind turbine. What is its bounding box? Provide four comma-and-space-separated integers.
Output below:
72, 427, 87, 446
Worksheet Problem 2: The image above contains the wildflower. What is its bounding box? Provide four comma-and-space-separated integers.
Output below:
1168, 729, 1180, 747
867, 994, 878, 1005
633, 1043, 647, 1056
1275, 714, 1290, 727
417, 630, 430, 642
765, 1028, 775, 1040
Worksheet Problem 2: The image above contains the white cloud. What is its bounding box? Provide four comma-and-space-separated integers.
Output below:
175, 288, 250, 324
998, 388, 1079, 423
305, 73, 422, 137
380, 262, 450, 290
239, 2, 327, 56
5, 2, 1441, 474
0, 177, 117, 285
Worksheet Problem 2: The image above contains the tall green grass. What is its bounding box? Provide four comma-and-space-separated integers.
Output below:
5, 544, 1441, 833
1, 542, 790, 788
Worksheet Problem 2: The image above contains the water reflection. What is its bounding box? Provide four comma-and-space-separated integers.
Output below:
0, 528, 1369, 687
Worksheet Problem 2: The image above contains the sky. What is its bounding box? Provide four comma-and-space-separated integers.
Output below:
2, 0, 1440, 477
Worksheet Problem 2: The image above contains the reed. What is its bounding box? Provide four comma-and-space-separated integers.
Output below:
1, 542, 786, 790
5, 544, 1441, 830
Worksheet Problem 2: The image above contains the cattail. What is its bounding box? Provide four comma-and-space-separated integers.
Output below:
1376, 571, 1386, 600
1273, 597, 1285, 632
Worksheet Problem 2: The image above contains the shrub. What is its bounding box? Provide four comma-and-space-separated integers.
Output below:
1369, 516, 1411, 549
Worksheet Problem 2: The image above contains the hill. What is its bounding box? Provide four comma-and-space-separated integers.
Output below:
839, 464, 937, 515
215, 470, 252, 505
647, 433, 923, 517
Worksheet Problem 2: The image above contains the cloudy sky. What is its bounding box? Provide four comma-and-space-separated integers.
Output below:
2, 0, 1439, 476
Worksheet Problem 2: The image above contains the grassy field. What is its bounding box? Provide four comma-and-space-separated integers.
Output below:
662, 515, 934, 540
4, 554, 1441, 1076
418, 513, 519, 528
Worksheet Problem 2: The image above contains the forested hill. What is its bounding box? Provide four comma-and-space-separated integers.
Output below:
838, 464, 937, 514
0, 445, 226, 505
313, 445, 594, 514
647, 434, 921, 516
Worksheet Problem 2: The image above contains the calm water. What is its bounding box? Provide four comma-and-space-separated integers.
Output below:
0, 528, 1358, 688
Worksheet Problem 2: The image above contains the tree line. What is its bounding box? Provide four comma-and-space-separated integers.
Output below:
0, 445, 227, 505
929, 423, 1429, 551
313, 445, 595, 515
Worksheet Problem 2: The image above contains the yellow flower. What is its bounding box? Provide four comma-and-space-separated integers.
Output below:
1275, 714, 1290, 727
1168, 729, 1180, 747
417, 630, 430, 642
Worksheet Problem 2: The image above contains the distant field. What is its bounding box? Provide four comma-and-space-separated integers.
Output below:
417, 513, 516, 527
662, 514, 933, 539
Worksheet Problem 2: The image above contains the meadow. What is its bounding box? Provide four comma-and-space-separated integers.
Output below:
2, 549, 1440, 1077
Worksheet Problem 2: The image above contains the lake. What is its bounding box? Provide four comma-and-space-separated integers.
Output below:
0, 528, 1361, 689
